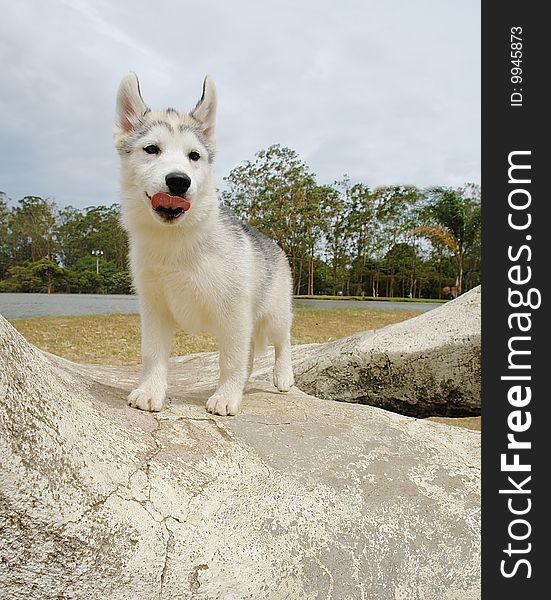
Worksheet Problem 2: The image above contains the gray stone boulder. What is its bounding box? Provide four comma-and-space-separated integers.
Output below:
290, 287, 481, 417
0, 309, 480, 599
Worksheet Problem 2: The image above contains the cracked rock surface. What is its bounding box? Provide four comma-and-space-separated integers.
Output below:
0, 296, 480, 599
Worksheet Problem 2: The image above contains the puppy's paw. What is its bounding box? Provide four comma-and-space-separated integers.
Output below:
206, 392, 242, 416
273, 366, 294, 393
127, 387, 166, 412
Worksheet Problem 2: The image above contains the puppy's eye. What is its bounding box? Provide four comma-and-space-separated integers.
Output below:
189, 151, 200, 161
143, 145, 160, 155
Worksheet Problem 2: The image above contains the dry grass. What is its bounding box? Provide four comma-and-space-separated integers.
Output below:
427, 416, 481, 431
10, 314, 216, 366
10, 309, 417, 366
291, 309, 418, 345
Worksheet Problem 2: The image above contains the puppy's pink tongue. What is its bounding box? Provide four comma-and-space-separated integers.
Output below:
151, 192, 191, 212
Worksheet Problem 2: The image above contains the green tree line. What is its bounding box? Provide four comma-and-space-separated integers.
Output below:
0, 194, 131, 294
0, 144, 480, 298
221, 145, 480, 298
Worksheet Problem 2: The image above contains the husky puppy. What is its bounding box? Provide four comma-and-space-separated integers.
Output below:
113, 73, 294, 416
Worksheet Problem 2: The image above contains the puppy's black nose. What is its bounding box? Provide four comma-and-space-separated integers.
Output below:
165, 172, 191, 196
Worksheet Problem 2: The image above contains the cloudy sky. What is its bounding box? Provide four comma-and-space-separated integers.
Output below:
0, 0, 480, 209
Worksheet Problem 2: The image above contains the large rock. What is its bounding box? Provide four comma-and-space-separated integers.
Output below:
291, 287, 481, 417
0, 310, 480, 599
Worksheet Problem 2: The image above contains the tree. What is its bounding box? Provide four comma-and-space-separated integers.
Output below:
57, 204, 128, 270
108, 270, 134, 294
302, 185, 335, 295
7, 196, 58, 264
221, 144, 317, 293
65, 256, 125, 294
31, 259, 65, 294
0, 192, 10, 279
345, 183, 375, 295
413, 185, 481, 295
324, 177, 353, 296
0, 259, 63, 293
371, 186, 423, 297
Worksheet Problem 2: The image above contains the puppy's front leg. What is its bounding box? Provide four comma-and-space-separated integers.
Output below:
206, 324, 251, 416
128, 302, 174, 412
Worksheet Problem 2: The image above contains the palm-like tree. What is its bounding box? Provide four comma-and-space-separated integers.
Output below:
413, 186, 480, 295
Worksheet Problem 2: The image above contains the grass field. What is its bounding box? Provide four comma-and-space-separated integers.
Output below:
294, 295, 447, 303
9, 309, 480, 431
9, 309, 418, 365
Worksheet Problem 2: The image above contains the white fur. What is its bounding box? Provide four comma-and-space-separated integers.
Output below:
114, 73, 294, 416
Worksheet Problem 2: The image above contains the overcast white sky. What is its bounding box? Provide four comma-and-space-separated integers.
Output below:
0, 0, 480, 209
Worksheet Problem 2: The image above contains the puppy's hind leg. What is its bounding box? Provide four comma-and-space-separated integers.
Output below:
246, 342, 255, 383
272, 318, 294, 393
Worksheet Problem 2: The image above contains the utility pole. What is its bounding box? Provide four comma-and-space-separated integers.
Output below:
91, 249, 103, 274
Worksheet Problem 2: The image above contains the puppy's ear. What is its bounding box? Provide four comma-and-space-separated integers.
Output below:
114, 72, 149, 142
191, 76, 217, 143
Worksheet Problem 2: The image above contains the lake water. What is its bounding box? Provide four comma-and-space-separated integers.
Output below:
0, 293, 440, 320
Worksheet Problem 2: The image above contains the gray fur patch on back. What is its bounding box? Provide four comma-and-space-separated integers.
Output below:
219, 205, 282, 260
218, 205, 284, 291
